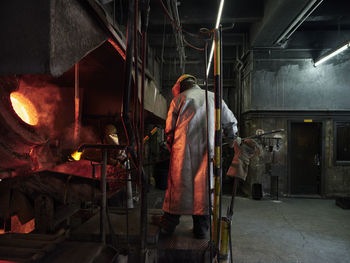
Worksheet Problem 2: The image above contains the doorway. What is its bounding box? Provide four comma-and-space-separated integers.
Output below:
289, 122, 323, 195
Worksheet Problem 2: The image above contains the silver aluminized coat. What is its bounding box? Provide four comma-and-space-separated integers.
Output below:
163, 85, 237, 215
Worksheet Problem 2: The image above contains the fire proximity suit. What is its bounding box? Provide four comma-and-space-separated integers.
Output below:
161, 75, 238, 237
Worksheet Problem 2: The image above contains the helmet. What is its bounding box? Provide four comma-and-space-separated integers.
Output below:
104, 124, 117, 136
172, 74, 198, 97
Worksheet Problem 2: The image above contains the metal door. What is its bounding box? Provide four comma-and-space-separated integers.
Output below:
290, 122, 322, 195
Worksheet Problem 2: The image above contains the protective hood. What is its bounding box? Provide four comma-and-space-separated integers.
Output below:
171, 74, 198, 97
163, 87, 238, 215
172, 82, 181, 97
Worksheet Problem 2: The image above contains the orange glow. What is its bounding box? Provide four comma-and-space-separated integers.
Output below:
71, 151, 82, 161
0, 216, 35, 235
108, 38, 126, 60
11, 215, 35, 234
10, 92, 39, 125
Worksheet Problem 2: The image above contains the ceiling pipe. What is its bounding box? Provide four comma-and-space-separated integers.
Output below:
274, 0, 324, 46
165, 0, 186, 72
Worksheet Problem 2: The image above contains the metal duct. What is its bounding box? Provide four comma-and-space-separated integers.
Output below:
0, 0, 107, 77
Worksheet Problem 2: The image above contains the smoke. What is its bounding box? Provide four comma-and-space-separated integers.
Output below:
18, 75, 62, 138
60, 123, 100, 152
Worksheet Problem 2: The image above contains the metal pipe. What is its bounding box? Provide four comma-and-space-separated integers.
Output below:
140, 1, 150, 261
133, 0, 139, 142
122, 0, 136, 150
204, 40, 213, 262
74, 63, 80, 144
78, 144, 126, 152
100, 149, 107, 244
235, 46, 243, 127
223, 177, 238, 263
275, 0, 324, 44
91, 162, 97, 213
218, 25, 224, 262
219, 217, 230, 262
126, 160, 134, 208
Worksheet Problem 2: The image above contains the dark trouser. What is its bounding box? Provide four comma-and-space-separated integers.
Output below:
162, 212, 209, 237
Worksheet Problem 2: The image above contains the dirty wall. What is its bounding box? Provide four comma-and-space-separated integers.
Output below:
239, 50, 350, 197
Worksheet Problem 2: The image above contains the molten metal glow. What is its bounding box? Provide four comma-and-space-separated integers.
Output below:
11, 216, 35, 234
10, 92, 38, 126
0, 216, 35, 235
71, 151, 82, 161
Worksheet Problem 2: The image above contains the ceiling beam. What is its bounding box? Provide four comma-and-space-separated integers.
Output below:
149, 33, 245, 47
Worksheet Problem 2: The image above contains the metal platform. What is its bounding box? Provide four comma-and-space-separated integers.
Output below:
70, 207, 160, 245
0, 229, 65, 262
71, 208, 211, 262
157, 215, 211, 263
38, 241, 118, 263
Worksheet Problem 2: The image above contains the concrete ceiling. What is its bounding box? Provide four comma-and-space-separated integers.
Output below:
148, 0, 350, 50
145, 0, 350, 88
88, 0, 350, 94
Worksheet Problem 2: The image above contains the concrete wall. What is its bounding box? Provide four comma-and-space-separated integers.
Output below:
240, 50, 350, 197
242, 114, 350, 197
244, 51, 350, 112
325, 120, 350, 195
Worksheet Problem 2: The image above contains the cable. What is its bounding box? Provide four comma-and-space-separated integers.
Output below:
182, 36, 205, 51
157, 0, 204, 40
229, 223, 233, 263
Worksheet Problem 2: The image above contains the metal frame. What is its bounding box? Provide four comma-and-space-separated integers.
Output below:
333, 121, 350, 166
287, 119, 326, 197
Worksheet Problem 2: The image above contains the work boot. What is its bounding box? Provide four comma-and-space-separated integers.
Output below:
192, 215, 209, 239
151, 212, 180, 234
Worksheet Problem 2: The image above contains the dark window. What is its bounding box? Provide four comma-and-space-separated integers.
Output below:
335, 122, 350, 164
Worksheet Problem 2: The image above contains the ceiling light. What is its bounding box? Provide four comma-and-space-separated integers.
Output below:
215, 0, 225, 29
314, 42, 350, 67
206, 0, 225, 76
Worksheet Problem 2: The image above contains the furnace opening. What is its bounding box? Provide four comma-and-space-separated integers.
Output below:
10, 91, 39, 126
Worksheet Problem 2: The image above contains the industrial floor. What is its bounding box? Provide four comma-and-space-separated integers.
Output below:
148, 189, 350, 263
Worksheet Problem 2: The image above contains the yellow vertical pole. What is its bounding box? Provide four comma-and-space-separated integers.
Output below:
212, 27, 222, 255
220, 218, 231, 262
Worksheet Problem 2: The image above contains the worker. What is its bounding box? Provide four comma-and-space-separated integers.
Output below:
103, 124, 128, 167
81, 124, 127, 167
158, 74, 238, 239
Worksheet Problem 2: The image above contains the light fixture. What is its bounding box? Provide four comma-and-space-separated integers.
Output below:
206, 0, 225, 76
275, 0, 323, 45
314, 42, 350, 67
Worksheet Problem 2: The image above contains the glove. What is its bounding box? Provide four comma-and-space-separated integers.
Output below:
228, 136, 241, 148
235, 136, 242, 146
